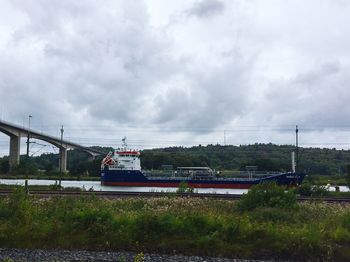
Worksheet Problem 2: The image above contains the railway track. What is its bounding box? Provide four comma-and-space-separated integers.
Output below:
0, 189, 350, 202
0, 189, 242, 200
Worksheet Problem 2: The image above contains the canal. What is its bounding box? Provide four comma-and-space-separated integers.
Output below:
0, 179, 348, 194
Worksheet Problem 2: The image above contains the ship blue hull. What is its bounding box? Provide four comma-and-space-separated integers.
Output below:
101, 170, 306, 189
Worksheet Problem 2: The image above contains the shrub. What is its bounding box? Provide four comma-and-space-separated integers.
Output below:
347, 164, 350, 189
311, 185, 330, 197
0, 189, 349, 260
134, 252, 145, 262
295, 182, 329, 197
176, 182, 194, 193
295, 182, 313, 196
236, 182, 297, 211
341, 212, 350, 231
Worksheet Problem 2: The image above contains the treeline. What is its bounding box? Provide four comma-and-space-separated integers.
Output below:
141, 143, 350, 175
0, 143, 350, 176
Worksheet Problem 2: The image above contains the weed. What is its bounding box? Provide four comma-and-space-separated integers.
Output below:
236, 182, 297, 211
134, 252, 145, 262
295, 182, 330, 196
1, 258, 14, 262
176, 182, 194, 193
0, 190, 349, 261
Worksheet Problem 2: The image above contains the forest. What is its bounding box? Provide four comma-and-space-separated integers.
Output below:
0, 143, 349, 177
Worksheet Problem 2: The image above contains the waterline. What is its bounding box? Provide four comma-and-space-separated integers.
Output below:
0, 179, 248, 194
1, 179, 348, 194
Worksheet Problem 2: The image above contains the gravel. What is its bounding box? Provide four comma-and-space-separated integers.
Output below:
0, 248, 282, 262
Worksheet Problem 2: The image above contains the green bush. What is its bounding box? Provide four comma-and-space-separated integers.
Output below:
295, 182, 329, 197
11, 158, 39, 176
236, 182, 297, 211
311, 185, 330, 197
0, 157, 9, 174
0, 190, 349, 260
295, 182, 313, 196
176, 182, 194, 193
341, 212, 350, 231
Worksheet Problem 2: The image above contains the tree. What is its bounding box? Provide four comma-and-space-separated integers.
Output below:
346, 164, 350, 189
0, 157, 9, 174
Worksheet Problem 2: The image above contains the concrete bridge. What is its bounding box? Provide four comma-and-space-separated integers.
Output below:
0, 119, 104, 172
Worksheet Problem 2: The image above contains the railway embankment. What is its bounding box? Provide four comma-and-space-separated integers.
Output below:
0, 184, 349, 261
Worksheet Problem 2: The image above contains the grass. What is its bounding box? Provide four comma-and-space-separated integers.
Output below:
295, 182, 350, 197
308, 174, 348, 186
0, 186, 349, 261
328, 191, 350, 197
0, 183, 81, 191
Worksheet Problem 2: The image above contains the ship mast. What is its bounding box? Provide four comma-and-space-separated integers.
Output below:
295, 125, 299, 172
122, 137, 127, 148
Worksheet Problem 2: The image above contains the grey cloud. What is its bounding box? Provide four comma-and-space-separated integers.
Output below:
0, 0, 245, 134
1, 0, 350, 150
293, 62, 340, 85
256, 62, 350, 129
187, 0, 225, 18
152, 51, 254, 131
1, 0, 176, 127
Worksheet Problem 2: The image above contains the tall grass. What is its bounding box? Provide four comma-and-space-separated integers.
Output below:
0, 187, 349, 261
236, 182, 297, 211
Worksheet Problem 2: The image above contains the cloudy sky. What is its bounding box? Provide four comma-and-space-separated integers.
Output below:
1, 0, 350, 156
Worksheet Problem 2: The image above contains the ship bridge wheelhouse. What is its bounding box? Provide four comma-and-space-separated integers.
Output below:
101, 138, 141, 171
112, 149, 141, 170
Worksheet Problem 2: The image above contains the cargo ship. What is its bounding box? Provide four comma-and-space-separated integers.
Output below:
100, 139, 305, 189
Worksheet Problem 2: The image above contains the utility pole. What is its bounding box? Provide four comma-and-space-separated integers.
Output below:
26, 115, 32, 157
295, 125, 299, 173
59, 125, 64, 187
224, 130, 226, 146
25, 115, 32, 195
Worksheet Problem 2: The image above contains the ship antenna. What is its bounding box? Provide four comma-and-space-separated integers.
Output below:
295, 125, 299, 172
122, 137, 127, 148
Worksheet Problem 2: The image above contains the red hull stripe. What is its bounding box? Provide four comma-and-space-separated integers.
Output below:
117, 151, 140, 155
101, 181, 253, 189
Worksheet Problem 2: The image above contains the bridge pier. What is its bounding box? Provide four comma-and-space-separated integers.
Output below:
1, 120, 104, 175
59, 147, 67, 173
9, 135, 20, 172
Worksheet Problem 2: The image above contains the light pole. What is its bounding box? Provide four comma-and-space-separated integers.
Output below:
59, 125, 64, 187
295, 125, 299, 173
25, 115, 32, 195
26, 115, 32, 157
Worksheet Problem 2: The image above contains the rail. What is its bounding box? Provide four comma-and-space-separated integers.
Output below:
0, 189, 349, 202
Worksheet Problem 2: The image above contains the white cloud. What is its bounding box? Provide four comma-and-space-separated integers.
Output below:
1, 0, 350, 155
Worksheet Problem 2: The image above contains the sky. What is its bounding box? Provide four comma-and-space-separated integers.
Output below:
1, 0, 350, 156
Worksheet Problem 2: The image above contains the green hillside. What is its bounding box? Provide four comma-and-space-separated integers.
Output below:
1, 143, 349, 177
140, 143, 350, 176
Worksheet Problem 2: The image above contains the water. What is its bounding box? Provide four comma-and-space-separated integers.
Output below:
0, 179, 348, 194
0, 179, 248, 194
328, 185, 349, 192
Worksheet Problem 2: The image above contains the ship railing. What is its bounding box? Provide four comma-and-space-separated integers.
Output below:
143, 170, 174, 177
214, 177, 258, 181
103, 164, 137, 170
147, 176, 192, 181
142, 170, 283, 179
145, 176, 261, 181
143, 172, 216, 179
218, 171, 284, 179
221, 171, 282, 176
